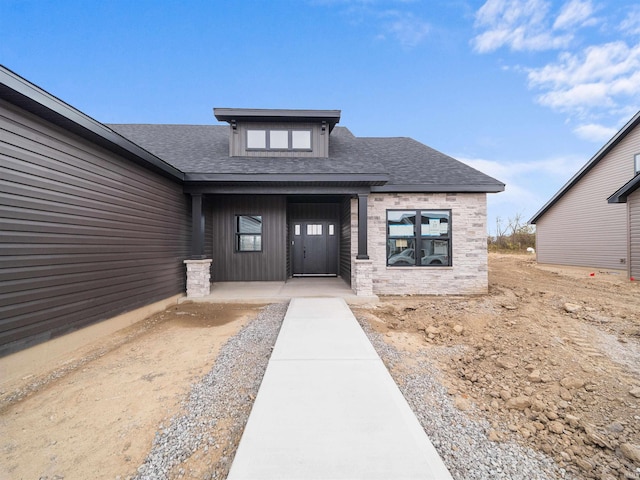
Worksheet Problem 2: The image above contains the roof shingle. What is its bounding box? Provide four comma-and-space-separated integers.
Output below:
107, 124, 504, 191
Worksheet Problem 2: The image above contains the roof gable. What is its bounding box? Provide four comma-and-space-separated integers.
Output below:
530, 111, 640, 223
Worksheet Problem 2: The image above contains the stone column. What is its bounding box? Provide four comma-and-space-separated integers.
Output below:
184, 259, 212, 298
353, 258, 374, 296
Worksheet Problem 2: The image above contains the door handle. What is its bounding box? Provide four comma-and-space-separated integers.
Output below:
303, 247, 306, 259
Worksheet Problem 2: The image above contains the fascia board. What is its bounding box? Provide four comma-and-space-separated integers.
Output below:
371, 183, 505, 193
608, 174, 640, 204
0, 65, 184, 181
183, 173, 389, 184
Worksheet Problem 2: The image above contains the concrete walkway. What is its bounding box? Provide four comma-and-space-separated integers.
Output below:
226, 297, 453, 480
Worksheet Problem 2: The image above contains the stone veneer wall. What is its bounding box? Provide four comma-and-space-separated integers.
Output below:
351, 193, 488, 295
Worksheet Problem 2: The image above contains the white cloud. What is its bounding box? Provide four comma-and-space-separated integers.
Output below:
553, 0, 596, 30
382, 11, 431, 47
528, 41, 640, 113
459, 154, 587, 230
620, 6, 640, 35
460, 155, 585, 180
472, 1, 639, 140
472, 0, 576, 52
312, 0, 430, 47
573, 123, 618, 141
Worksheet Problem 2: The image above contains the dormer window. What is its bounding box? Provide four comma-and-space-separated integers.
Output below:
214, 108, 340, 157
246, 129, 312, 151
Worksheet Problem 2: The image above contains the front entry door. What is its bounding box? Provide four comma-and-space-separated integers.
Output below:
291, 221, 338, 276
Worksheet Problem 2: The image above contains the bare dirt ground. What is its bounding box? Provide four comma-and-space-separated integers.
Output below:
2, 254, 639, 480
356, 253, 640, 479
0, 303, 266, 480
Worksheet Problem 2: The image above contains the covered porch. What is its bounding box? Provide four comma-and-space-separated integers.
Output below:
183, 175, 388, 299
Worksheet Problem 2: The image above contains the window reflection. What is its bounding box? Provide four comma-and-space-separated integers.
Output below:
387, 210, 451, 267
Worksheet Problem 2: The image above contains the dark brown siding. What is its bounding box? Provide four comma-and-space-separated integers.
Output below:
288, 202, 341, 221
210, 195, 287, 281
340, 196, 352, 283
0, 99, 190, 355
204, 197, 214, 277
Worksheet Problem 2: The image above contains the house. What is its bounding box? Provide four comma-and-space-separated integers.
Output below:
529, 111, 640, 279
0, 65, 504, 356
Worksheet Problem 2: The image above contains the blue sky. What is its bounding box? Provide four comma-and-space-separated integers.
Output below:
2, 0, 640, 234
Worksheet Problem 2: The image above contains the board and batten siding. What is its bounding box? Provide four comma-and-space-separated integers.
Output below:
0, 99, 190, 355
209, 195, 287, 281
629, 189, 640, 279
536, 127, 640, 270
229, 122, 329, 158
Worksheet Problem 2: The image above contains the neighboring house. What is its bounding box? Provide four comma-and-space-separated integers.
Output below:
0, 65, 504, 355
529, 111, 640, 279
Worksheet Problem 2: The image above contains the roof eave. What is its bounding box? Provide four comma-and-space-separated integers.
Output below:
608, 173, 640, 204
183, 172, 388, 185
213, 107, 341, 131
0, 65, 184, 181
371, 183, 505, 193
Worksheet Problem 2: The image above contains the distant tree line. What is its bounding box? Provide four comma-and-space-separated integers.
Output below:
488, 213, 536, 252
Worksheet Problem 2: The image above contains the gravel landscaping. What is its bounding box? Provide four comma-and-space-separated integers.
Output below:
132, 303, 288, 480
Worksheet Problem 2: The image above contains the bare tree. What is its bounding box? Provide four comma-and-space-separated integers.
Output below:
488, 213, 535, 252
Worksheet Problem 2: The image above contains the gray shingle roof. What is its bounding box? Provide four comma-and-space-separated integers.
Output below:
107, 124, 504, 191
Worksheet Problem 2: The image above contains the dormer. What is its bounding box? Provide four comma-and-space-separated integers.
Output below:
214, 108, 340, 158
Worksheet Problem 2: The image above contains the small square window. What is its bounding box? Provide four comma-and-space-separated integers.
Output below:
247, 130, 266, 149
292, 130, 311, 150
270, 130, 289, 149
236, 215, 262, 252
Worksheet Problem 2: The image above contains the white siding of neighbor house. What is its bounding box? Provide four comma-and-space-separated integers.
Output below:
351, 193, 488, 295
630, 189, 640, 279
536, 126, 640, 270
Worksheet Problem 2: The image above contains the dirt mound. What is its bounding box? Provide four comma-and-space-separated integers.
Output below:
360, 253, 640, 479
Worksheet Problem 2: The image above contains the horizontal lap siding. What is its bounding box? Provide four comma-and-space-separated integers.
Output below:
536, 127, 639, 270
0, 99, 190, 355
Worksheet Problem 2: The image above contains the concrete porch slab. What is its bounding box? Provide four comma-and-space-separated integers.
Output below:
226, 297, 452, 480
181, 277, 378, 305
